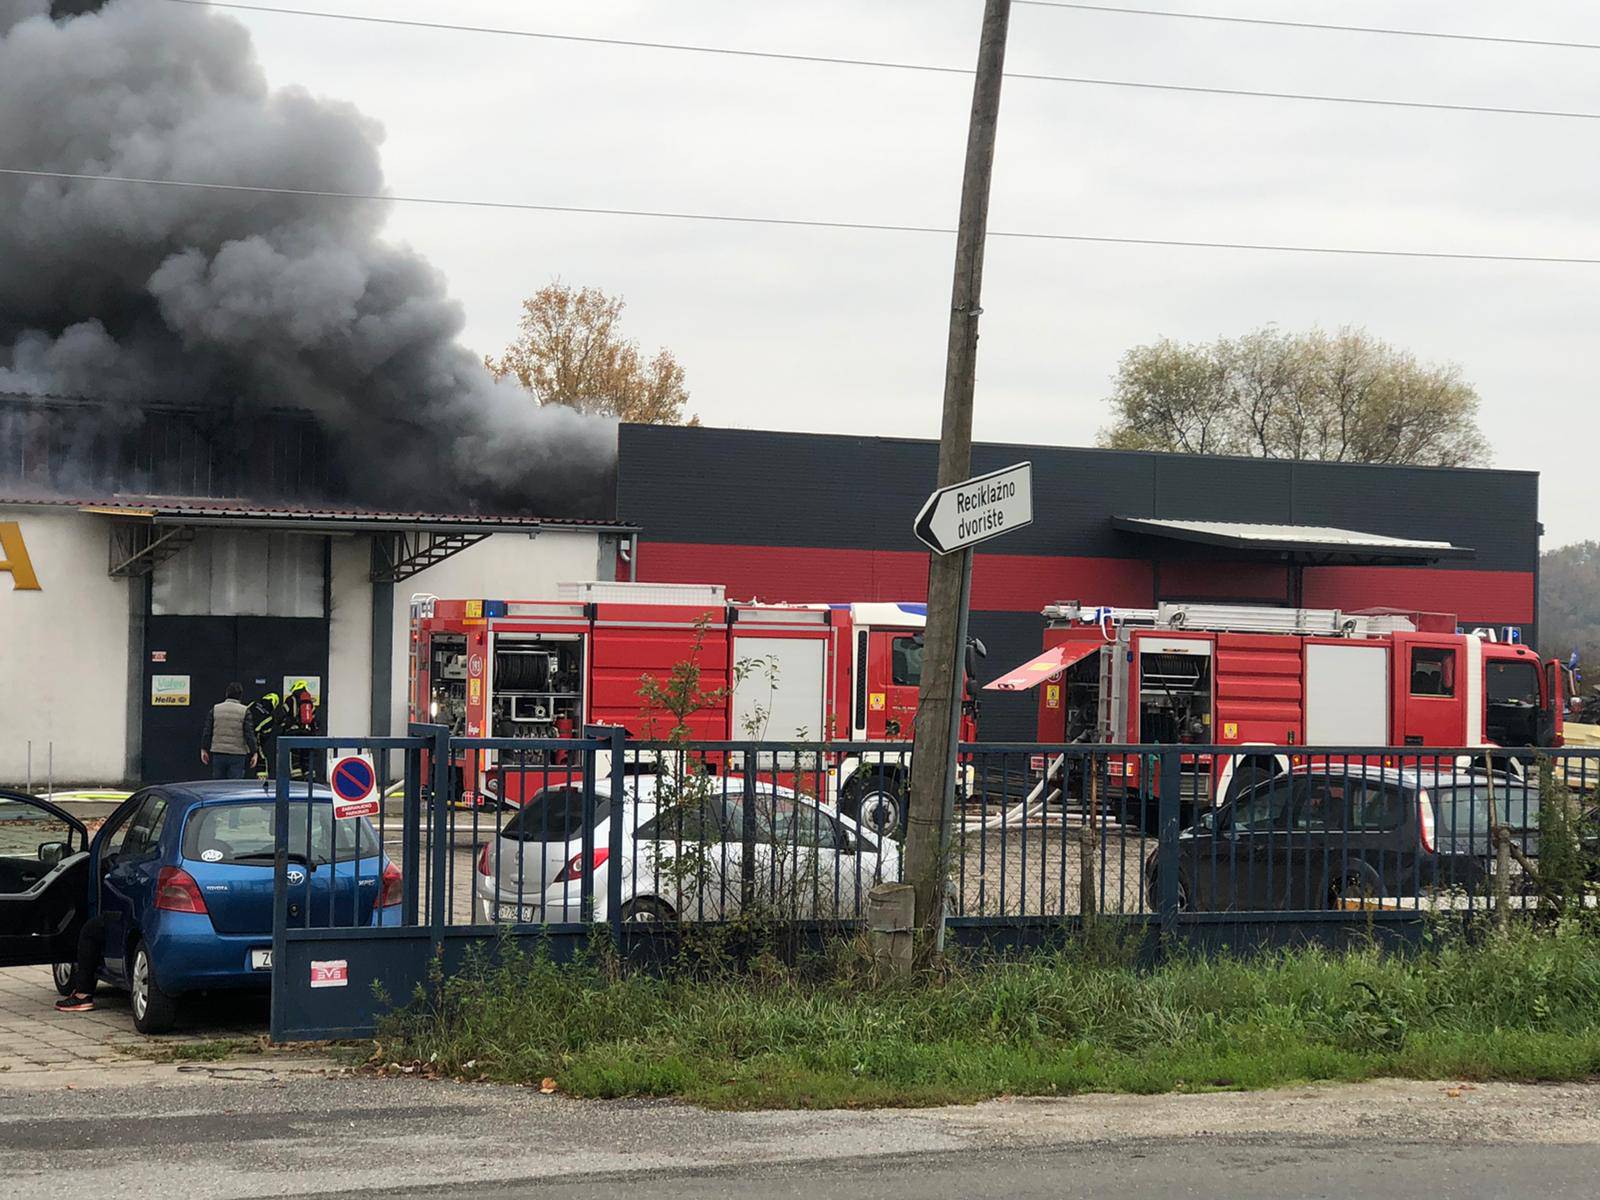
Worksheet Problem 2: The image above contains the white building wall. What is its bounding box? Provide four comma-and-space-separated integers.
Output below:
385, 530, 604, 734
327, 535, 374, 737
0, 506, 131, 786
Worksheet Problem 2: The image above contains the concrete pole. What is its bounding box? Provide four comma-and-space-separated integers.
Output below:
904, 0, 1011, 938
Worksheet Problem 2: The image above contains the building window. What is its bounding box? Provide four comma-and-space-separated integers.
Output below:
153, 530, 325, 617
1409, 647, 1456, 697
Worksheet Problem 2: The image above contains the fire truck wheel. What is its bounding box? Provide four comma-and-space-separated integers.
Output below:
843, 773, 908, 840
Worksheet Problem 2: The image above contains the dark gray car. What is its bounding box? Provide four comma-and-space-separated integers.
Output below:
1147, 766, 1551, 911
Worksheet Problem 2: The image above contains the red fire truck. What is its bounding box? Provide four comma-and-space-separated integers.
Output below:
985, 601, 1564, 826
408, 582, 980, 834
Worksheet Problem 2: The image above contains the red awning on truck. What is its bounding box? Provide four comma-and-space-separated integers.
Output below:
984, 641, 1101, 691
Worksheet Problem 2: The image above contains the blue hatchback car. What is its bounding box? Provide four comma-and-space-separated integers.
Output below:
0, 781, 400, 1034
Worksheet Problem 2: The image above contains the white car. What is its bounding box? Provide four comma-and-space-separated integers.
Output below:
475, 774, 900, 924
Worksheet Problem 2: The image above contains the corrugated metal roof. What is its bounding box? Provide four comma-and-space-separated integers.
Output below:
0, 494, 637, 533
1111, 517, 1472, 560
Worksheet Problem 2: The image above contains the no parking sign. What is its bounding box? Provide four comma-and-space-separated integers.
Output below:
329, 753, 380, 820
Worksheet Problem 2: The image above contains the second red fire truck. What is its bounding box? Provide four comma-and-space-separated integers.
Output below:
986, 600, 1564, 826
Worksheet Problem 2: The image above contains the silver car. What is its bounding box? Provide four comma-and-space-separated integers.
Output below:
475, 774, 900, 924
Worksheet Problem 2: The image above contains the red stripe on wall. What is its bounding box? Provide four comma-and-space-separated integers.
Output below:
1158, 561, 1289, 602
638, 543, 1534, 624
1302, 566, 1533, 624
638, 543, 1151, 611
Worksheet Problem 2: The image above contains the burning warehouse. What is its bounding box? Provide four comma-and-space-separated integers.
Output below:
0, 4, 1547, 785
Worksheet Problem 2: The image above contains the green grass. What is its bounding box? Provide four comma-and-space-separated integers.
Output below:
372, 925, 1600, 1109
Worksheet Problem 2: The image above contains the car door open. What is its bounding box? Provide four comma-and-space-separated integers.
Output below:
0, 788, 91, 968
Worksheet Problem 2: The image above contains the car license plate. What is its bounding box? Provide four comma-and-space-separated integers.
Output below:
495, 904, 539, 923
250, 948, 272, 971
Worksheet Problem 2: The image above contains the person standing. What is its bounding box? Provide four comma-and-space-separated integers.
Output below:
246, 689, 280, 778
279, 679, 322, 781
201, 682, 258, 780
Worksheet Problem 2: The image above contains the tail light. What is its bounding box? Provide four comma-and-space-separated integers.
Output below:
554, 848, 610, 883
477, 843, 492, 876
1418, 790, 1436, 854
155, 866, 207, 914
378, 861, 404, 908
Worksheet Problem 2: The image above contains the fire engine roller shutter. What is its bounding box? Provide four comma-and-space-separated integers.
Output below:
984, 641, 1101, 691
733, 636, 828, 742
1304, 642, 1389, 746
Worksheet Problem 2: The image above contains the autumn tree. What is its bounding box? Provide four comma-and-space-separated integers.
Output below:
485, 281, 697, 425
1098, 326, 1489, 467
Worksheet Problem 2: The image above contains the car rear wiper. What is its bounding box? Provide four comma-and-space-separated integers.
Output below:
232, 850, 312, 866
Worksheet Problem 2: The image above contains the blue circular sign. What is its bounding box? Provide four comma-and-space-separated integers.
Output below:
331, 756, 375, 802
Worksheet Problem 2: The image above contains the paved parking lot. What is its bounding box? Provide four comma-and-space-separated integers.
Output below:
0, 965, 268, 1081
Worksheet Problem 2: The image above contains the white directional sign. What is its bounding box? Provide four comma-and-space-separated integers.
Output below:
913, 461, 1033, 555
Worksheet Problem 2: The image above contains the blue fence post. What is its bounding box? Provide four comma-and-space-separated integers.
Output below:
579, 751, 597, 924
268, 745, 293, 1041
428, 726, 451, 951
401, 743, 422, 926
1157, 748, 1182, 947
607, 726, 626, 953
741, 758, 758, 908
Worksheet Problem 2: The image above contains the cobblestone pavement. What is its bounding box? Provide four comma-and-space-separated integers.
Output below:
0, 965, 267, 1082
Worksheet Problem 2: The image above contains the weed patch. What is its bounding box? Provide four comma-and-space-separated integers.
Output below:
373, 924, 1600, 1109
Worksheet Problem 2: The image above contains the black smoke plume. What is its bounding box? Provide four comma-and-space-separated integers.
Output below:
0, 0, 617, 515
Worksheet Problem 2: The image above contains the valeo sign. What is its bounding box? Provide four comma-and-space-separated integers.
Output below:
0, 521, 41, 590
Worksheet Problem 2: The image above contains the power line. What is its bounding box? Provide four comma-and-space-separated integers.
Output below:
4, 166, 1598, 266
159, 0, 1600, 122
1015, 2, 1600, 53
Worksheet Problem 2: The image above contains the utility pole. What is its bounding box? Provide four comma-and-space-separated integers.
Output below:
904, 0, 1011, 940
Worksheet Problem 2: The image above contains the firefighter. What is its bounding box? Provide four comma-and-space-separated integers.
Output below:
279, 680, 322, 781
246, 690, 280, 778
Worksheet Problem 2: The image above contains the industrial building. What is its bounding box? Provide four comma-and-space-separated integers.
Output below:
0, 394, 634, 786
0, 396, 1542, 780
615, 425, 1540, 741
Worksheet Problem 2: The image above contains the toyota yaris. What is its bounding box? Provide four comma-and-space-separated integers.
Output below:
1, 782, 399, 1033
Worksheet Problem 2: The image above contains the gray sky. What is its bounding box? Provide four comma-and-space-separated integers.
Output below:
229, 0, 1599, 545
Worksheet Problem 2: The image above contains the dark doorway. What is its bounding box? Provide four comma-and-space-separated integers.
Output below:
141, 615, 328, 783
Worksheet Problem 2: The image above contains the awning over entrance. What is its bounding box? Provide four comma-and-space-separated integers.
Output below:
984, 641, 1101, 691
1113, 518, 1472, 566
1110, 517, 1473, 563
1, 495, 638, 583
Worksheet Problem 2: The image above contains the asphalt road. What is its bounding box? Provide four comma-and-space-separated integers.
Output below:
377, 1140, 1600, 1200
5, 1072, 1600, 1200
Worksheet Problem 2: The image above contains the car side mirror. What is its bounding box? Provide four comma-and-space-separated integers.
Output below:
38, 841, 67, 867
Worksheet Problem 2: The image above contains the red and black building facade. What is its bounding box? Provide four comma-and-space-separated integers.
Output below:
616, 424, 1540, 741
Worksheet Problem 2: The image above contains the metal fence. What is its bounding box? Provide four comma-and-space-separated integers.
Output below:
269, 731, 1600, 1039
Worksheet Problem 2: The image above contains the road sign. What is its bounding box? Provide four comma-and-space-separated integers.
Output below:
329, 753, 380, 820
913, 461, 1032, 555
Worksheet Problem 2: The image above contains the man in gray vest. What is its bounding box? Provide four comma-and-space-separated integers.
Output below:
201, 682, 259, 780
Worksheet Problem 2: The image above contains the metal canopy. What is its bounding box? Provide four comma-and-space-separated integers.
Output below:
108, 520, 195, 578
1110, 517, 1474, 563
370, 530, 490, 583
39, 497, 639, 583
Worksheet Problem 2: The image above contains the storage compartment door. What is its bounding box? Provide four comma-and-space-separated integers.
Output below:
1304, 643, 1388, 746
732, 636, 828, 743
